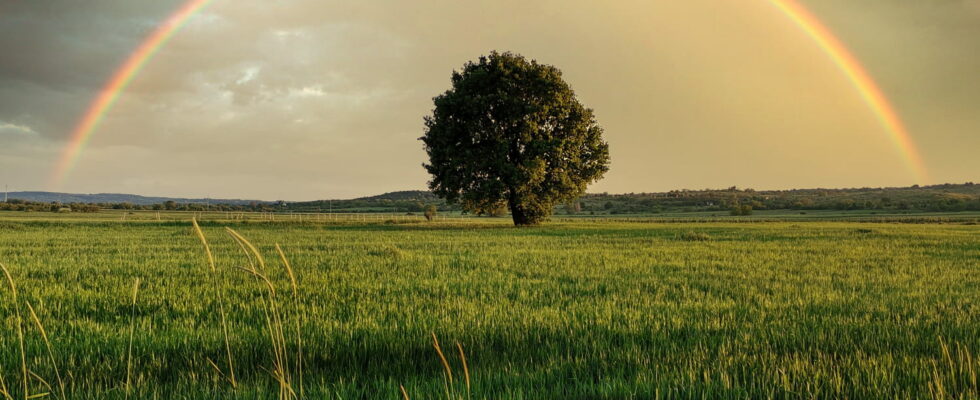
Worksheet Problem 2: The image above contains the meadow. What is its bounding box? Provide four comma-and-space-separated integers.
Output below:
0, 213, 977, 399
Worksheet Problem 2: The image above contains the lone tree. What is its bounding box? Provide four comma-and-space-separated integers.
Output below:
420, 51, 610, 226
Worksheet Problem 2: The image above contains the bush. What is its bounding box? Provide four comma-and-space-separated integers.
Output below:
730, 205, 753, 216
424, 205, 437, 221
680, 231, 711, 241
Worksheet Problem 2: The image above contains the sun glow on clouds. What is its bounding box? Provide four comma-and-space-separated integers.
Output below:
1, 1, 978, 199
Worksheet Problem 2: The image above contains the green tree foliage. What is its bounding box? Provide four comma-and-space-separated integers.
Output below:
730, 204, 753, 216
420, 51, 610, 225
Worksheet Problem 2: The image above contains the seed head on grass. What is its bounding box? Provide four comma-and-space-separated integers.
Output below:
431, 332, 456, 399
456, 342, 470, 394
192, 219, 237, 388
276, 243, 303, 398
431, 332, 453, 384
226, 229, 295, 399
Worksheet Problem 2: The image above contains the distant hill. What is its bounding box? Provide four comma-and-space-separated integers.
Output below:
6, 192, 268, 206
355, 190, 441, 201
5, 183, 978, 214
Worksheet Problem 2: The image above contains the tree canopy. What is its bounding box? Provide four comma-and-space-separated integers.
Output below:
420, 51, 610, 225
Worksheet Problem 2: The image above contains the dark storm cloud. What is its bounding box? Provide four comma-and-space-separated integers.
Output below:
0, 1, 185, 139
0, 1, 181, 90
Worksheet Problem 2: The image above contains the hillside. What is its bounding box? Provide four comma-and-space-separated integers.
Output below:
6, 191, 267, 206
4, 183, 978, 214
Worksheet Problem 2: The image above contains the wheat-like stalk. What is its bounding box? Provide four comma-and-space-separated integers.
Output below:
25, 302, 65, 400
226, 229, 294, 399
276, 243, 303, 398
125, 278, 141, 400
0, 372, 11, 400
0, 263, 28, 400
431, 332, 454, 399
225, 228, 267, 271
456, 342, 470, 396
192, 219, 237, 388
431, 333, 453, 384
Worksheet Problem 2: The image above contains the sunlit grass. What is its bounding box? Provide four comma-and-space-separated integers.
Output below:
0, 218, 977, 398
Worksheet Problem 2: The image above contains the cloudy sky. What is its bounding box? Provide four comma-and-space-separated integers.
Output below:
1, 0, 977, 200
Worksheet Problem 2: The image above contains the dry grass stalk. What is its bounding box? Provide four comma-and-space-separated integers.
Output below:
0, 373, 9, 400
0, 263, 28, 400
0, 374, 11, 400
400, 385, 410, 400
431, 333, 453, 384
456, 342, 470, 394
431, 332, 454, 399
225, 228, 267, 271
192, 219, 237, 388
225, 229, 295, 399
276, 243, 303, 398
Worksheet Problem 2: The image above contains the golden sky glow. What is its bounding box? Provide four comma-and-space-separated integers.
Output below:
0, 0, 977, 199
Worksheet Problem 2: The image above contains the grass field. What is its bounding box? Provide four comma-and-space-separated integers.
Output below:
0, 215, 978, 398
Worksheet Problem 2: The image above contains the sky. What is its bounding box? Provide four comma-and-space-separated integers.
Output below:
0, 0, 977, 200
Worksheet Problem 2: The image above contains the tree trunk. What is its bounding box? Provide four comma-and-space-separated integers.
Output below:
510, 205, 532, 226
508, 191, 538, 226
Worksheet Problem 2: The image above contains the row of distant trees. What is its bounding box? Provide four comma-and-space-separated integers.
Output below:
560, 196, 980, 215
0, 199, 278, 213
3, 189, 977, 215
0, 200, 101, 213
563, 184, 980, 215
0, 198, 452, 215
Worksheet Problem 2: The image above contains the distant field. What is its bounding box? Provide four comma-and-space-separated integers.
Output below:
2, 208, 979, 223
0, 215, 977, 398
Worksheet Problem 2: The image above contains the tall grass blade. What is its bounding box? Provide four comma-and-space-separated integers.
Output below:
24, 303, 65, 400
276, 243, 303, 398
0, 373, 11, 400
456, 342, 470, 396
226, 229, 294, 399
0, 263, 28, 400
125, 278, 140, 400
191, 219, 237, 388
431, 332, 453, 399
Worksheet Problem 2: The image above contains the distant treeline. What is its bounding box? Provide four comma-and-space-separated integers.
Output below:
571, 183, 980, 215
0, 199, 277, 213
3, 183, 978, 214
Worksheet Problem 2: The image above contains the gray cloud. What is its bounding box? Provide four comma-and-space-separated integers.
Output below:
0, 0, 977, 199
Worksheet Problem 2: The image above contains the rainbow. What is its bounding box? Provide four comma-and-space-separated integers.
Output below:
50, 0, 929, 187
48, 0, 213, 188
768, 0, 928, 183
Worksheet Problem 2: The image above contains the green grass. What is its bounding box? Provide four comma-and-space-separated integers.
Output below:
0, 216, 977, 399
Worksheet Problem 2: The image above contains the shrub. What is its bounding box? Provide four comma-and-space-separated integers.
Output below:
730, 205, 753, 216
680, 231, 711, 241
424, 205, 437, 221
